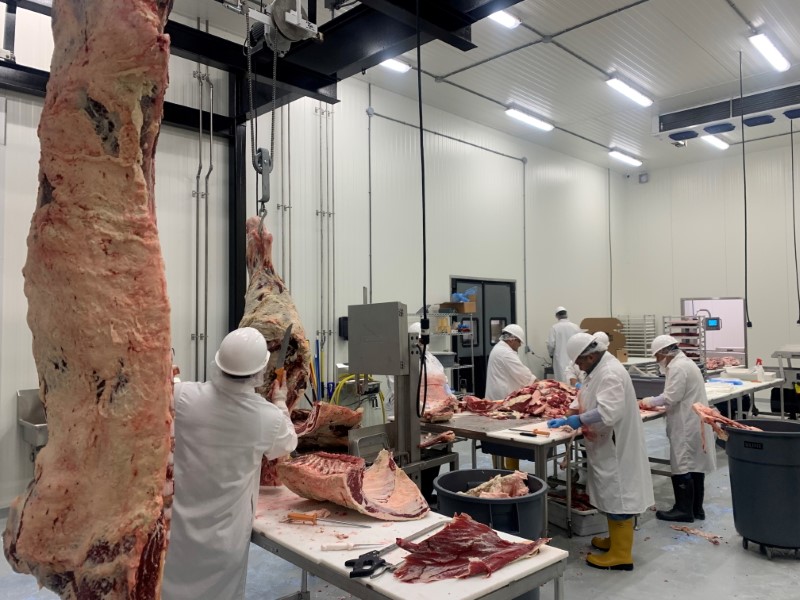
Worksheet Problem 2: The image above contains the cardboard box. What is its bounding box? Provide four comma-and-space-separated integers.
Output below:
616, 348, 629, 362
439, 301, 476, 314
580, 317, 626, 355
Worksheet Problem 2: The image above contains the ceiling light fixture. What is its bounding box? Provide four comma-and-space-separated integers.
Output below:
702, 135, 730, 150
749, 33, 791, 72
505, 106, 554, 131
489, 10, 521, 29
606, 77, 653, 107
608, 149, 643, 167
381, 58, 412, 73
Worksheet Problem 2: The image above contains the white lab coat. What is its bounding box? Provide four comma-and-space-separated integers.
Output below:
661, 352, 717, 475
163, 365, 298, 600
547, 319, 582, 384
485, 340, 536, 400
580, 353, 654, 515
387, 350, 446, 404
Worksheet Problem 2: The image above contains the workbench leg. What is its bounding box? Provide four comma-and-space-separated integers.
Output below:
276, 569, 310, 600
535, 447, 549, 537
554, 574, 564, 600
471, 439, 477, 469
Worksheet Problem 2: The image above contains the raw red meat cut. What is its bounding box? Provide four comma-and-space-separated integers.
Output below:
240, 217, 311, 485
293, 402, 363, 449
461, 471, 530, 499
420, 372, 457, 422
394, 514, 549, 582
459, 380, 577, 421
692, 402, 760, 447
276, 450, 429, 520
2, 1, 174, 598
419, 431, 456, 449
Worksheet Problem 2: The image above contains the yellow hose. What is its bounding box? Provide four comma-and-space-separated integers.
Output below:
330, 373, 387, 424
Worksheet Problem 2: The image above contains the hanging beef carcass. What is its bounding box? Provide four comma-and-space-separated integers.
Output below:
3, 1, 174, 597
277, 450, 429, 520
239, 216, 312, 484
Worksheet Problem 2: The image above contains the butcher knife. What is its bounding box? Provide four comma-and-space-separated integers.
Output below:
345, 520, 447, 578
273, 323, 293, 384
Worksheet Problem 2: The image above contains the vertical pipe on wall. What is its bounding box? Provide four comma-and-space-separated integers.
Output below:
287, 103, 293, 291
521, 158, 530, 353
325, 104, 332, 389
367, 85, 373, 303
318, 101, 325, 395
202, 63, 214, 382
193, 39, 204, 381
280, 105, 286, 278
331, 105, 337, 376
607, 167, 613, 316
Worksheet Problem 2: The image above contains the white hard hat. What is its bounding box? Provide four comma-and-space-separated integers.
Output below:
650, 335, 679, 356
555, 306, 568, 315
215, 327, 270, 376
566, 332, 596, 363
408, 322, 421, 335
502, 324, 526, 345
593, 331, 609, 346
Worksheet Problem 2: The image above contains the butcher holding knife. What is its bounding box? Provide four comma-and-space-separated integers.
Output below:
163, 327, 298, 600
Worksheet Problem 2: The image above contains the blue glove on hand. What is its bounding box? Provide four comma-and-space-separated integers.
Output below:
548, 415, 582, 429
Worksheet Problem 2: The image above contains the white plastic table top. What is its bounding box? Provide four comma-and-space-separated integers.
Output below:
622, 356, 657, 367
484, 410, 666, 446
252, 486, 568, 600
705, 378, 785, 403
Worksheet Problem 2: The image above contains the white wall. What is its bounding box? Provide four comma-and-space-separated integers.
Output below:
617, 140, 800, 366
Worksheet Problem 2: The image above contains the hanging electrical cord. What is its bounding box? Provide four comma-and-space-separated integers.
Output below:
739, 51, 753, 328
791, 120, 800, 324
414, 0, 429, 419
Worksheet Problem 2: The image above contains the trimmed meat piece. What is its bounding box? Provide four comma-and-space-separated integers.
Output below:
240, 216, 311, 485
419, 431, 456, 449
293, 402, 363, 449
277, 450, 429, 521
420, 372, 457, 422
394, 513, 549, 582
460, 471, 530, 499
2, 1, 174, 598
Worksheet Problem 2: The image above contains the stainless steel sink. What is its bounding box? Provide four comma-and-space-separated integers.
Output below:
17, 389, 48, 448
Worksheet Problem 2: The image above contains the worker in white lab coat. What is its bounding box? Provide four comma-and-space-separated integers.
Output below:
485, 324, 536, 470
386, 322, 448, 410
485, 324, 536, 400
547, 307, 582, 383
163, 327, 298, 600
639, 335, 716, 523
548, 332, 654, 571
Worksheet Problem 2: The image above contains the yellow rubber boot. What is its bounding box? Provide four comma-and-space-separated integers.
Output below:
504, 457, 519, 470
586, 518, 634, 571
591, 535, 610, 551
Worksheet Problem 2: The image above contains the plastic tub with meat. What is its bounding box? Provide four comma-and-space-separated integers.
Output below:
434, 469, 545, 600
726, 419, 800, 558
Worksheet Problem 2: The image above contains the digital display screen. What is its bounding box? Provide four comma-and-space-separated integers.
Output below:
706, 318, 721, 330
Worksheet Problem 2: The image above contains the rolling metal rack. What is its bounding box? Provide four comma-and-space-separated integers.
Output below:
663, 316, 707, 372
618, 314, 657, 365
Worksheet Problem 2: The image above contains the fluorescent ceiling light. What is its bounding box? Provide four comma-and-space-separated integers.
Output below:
489, 10, 521, 29
749, 33, 791, 72
505, 107, 554, 131
381, 58, 411, 73
609, 149, 643, 167
702, 135, 730, 150
606, 77, 653, 107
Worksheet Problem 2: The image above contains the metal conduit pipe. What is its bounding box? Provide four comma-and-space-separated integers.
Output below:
193, 52, 204, 382
521, 158, 529, 354
325, 105, 333, 386
280, 105, 286, 278
318, 101, 325, 396
202, 68, 214, 382
287, 104, 293, 291
331, 105, 337, 378
367, 85, 373, 303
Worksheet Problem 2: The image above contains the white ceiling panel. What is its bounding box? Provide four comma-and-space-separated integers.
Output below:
735, 0, 800, 60
446, 43, 653, 124
512, 0, 640, 36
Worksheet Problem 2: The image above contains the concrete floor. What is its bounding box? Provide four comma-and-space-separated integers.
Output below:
3, 414, 799, 599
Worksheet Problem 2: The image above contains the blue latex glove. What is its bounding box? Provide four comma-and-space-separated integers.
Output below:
547, 415, 582, 429
575, 382, 582, 390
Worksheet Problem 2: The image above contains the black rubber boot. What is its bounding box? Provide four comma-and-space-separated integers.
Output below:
656, 475, 695, 523
691, 472, 705, 520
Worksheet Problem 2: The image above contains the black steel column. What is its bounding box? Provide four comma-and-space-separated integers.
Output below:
228, 74, 248, 332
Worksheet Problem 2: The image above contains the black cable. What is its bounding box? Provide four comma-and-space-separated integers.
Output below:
739, 51, 753, 328
415, 0, 429, 419
791, 120, 800, 324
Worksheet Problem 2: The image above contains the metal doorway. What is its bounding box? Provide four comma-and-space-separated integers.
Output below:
451, 277, 516, 397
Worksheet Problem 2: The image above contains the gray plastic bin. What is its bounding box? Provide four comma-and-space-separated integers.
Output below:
434, 469, 546, 600
727, 419, 800, 554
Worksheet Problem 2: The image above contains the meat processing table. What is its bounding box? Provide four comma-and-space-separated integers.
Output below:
251, 486, 568, 600
705, 378, 785, 419
422, 410, 666, 537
